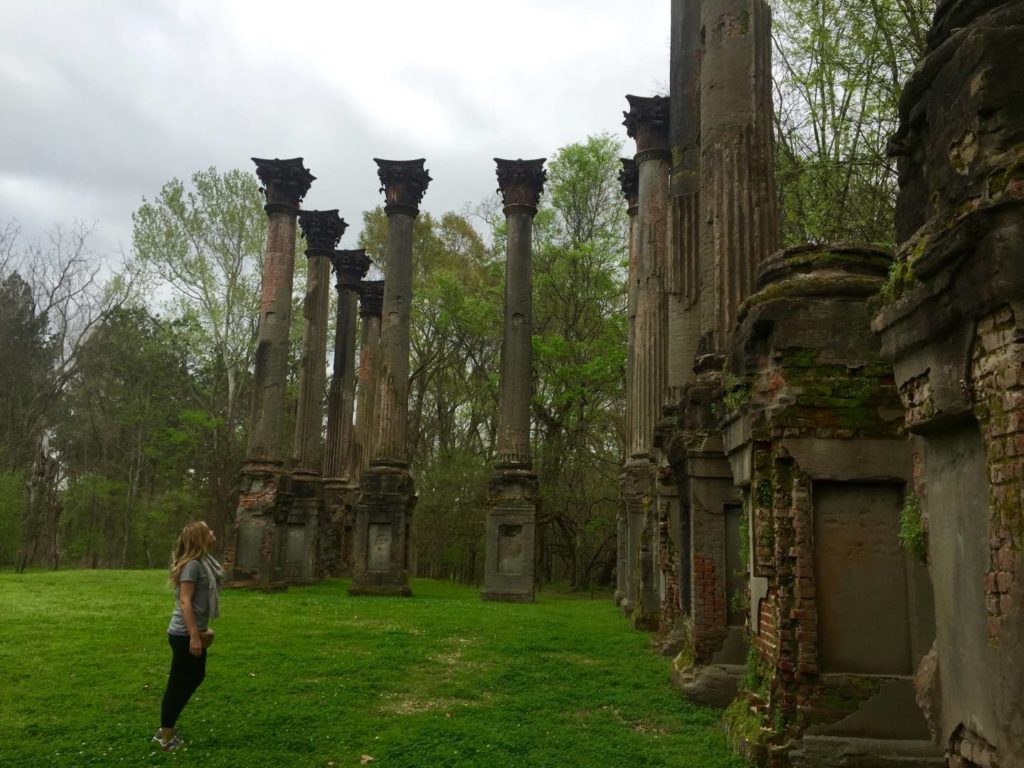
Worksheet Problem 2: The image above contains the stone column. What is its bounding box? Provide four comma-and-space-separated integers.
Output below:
324, 249, 372, 482
672, 0, 778, 702
322, 248, 372, 577
294, 210, 347, 477
616, 158, 639, 609
666, 0, 703, 622
623, 94, 670, 630
352, 280, 384, 481
482, 158, 547, 603
245, 158, 316, 469
350, 159, 431, 597
226, 157, 314, 590
281, 209, 346, 585
699, 0, 777, 347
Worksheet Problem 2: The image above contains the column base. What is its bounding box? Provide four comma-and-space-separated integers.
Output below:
349, 465, 416, 597
322, 477, 356, 577
226, 466, 292, 592
482, 467, 538, 604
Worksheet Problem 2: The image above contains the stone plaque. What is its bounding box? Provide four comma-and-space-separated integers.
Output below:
814, 482, 910, 675
497, 524, 524, 575
368, 523, 392, 571
237, 521, 262, 569
286, 525, 305, 565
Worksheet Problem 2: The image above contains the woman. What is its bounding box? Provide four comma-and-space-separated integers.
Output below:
154, 520, 223, 751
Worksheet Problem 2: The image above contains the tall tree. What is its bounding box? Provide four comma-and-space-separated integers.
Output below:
772, 0, 934, 245
0, 220, 131, 570
132, 168, 266, 532
530, 134, 628, 589
55, 307, 202, 568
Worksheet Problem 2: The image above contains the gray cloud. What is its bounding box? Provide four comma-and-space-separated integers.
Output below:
0, 0, 669, 261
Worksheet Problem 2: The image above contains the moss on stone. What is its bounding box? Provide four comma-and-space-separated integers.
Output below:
723, 697, 766, 753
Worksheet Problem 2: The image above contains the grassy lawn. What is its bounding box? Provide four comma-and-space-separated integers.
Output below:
0, 571, 745, 768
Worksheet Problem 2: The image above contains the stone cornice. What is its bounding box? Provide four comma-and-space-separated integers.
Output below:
494, 158, 547, 213
359, 280, 385, 318
623, 95, 671, 154
619, 157, 639, 208
298, 210, 347, 255
332, 249, 372, 291
252, 157, 315, 208
374, 158, 431, 213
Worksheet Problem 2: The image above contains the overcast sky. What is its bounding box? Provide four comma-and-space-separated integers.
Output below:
1, 0, 669, 260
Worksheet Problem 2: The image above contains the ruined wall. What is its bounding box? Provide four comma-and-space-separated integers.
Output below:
874, 1, 1024, 763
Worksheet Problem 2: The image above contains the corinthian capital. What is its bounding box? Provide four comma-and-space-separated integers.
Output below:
618, 158, 639, 210
332, 249, 372, 291
622, 95, 671, 156
494, 158, 547, 214
252, 157, 315, 209
374, 159, 432, 216
298, 210, 347, 256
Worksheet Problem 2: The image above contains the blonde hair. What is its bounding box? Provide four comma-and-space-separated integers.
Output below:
170, 521, 211, 584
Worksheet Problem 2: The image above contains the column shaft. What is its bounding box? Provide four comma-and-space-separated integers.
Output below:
324, 288, 359, 478
293, 252, 332, 475
353, 285, 383, 479
496, 210, 534, 467
248, 209, 301, 465
371, 213, 414, 466
699, 0, 778, 348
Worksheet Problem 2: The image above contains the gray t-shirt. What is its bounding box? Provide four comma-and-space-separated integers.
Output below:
167, 559, 211, 635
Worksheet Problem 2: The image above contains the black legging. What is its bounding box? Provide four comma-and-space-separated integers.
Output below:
161, 633, 207, 728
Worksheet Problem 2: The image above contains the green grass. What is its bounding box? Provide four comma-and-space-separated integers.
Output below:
0, 571, 745, 768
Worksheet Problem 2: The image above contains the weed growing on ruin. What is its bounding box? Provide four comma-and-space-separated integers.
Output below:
0, 570, 745, 768
899, 491, 927, 562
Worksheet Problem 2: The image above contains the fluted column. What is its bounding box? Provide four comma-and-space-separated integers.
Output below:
353, 280, 384, 480
483, 158, 547, 604
350, 159, 431, 597
616, 158, 639, 609
294, 211, 347, 477
228, 157, 314, 590
624, 95, 671, 461
245, 158, 315, 468
324, 249, 371, 482
669, 0, 703, 397
623, 94, 671, 630
699, 0, 778, 349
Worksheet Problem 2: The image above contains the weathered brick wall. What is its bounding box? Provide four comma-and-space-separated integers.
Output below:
970, 305, 1022, 642
692, 504, 728, 663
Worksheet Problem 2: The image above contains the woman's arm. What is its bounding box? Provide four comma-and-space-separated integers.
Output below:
178, 580, 203, 657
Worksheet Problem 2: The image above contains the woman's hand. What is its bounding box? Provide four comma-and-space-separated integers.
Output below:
189, 633, 203, 657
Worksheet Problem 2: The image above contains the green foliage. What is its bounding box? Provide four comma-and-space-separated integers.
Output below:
879, 255, 915, 302
899, 491, 927, 562
742, 642, 770, 698
0, 471, 24, 566
731, 504, 751, 617
0, 572, 745, 767
530, 135, 628, 590
722, 697, 766, 754
54, 308, 212, 567
774, 0, 935, 245
132, 167, 271, 534
0, 271, 55, 472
